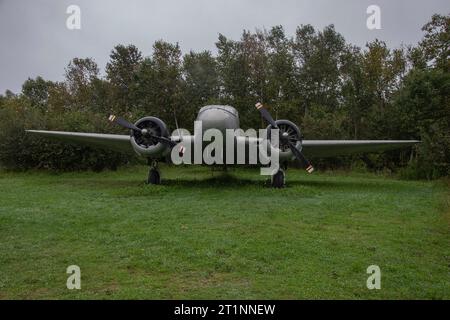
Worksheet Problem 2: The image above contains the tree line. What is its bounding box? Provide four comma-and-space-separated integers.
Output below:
0, 14, 448, 178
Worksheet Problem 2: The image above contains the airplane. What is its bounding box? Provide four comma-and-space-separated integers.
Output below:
26, 102, 420, 188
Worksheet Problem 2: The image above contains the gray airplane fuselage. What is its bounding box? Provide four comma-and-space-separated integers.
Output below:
178, 104, 288, 165
196, 105, 240, 134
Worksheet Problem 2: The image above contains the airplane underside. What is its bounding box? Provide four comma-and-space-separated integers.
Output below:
145, 160, 289, 188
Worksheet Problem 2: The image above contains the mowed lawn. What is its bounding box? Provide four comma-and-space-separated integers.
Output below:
0, 165, 448, 299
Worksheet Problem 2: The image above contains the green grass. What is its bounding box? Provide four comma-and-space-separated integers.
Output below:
0, 165, 448, 299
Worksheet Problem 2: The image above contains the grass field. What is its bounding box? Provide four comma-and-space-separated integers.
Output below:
0, 165, 448, 299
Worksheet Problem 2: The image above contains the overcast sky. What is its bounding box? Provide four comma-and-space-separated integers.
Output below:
0, 0, 449, 93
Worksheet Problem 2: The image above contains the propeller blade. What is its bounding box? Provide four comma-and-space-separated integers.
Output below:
287, 141, 314, 173
108, 115, 177, 148
150, 135, 177, 148
108, 115, 142, 132
255, 102, 278, 129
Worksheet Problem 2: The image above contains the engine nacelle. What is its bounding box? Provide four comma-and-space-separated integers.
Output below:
266, 119, 303, 162
130, 116, 170, 157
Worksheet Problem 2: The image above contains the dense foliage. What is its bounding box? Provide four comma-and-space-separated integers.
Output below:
0, 14, 448, 178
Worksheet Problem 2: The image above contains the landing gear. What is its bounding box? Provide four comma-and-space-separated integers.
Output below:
271, 169, 285, 188
147, 160, 161, 185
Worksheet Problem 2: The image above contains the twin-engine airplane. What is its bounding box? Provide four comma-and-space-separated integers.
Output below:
27, 103, 419, 188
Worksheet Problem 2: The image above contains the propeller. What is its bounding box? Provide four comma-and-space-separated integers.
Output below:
108, 115, 176, 148
255, 102, 314, 173
255, 102, 278, 129
108, 115, 141, 132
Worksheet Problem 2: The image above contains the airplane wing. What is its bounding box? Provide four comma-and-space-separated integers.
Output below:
302, 140, 420, 157
26, 130, 419, 159
25, 130, 135, 155
235, 136, 419, 159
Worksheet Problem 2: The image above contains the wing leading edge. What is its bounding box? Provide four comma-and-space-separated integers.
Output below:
26, 130, 134, 154
26, 130, 420, 158
302, 140, 420, 157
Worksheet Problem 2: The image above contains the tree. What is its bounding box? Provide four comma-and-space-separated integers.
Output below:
134, 41, 184, 129
183, 50, 219, 107
21, 76, 52, 110
182, 50, 219, 127
64, 58, 99, 111
393, 68, 450, 178
265, 26, 297, 121
65, 58, 99, 94
419, 13, 450, 72
292, 25, 348, 116
341, 40, 407, 139
106, 44, 143, 114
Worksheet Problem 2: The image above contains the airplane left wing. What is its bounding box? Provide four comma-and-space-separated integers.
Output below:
26, 130, 135, 155
302, 140, 420, 157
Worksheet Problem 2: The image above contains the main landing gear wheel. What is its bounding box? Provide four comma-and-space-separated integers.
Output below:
147, 168, 161, 185
271, 169, 285, 188
147, 160, 161, 185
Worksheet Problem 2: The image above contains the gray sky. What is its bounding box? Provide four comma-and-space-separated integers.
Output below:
0, 0, 449, 93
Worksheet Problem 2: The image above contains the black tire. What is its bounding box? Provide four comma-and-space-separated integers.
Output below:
147, 168, 161, 185
271, 169, 285, 188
